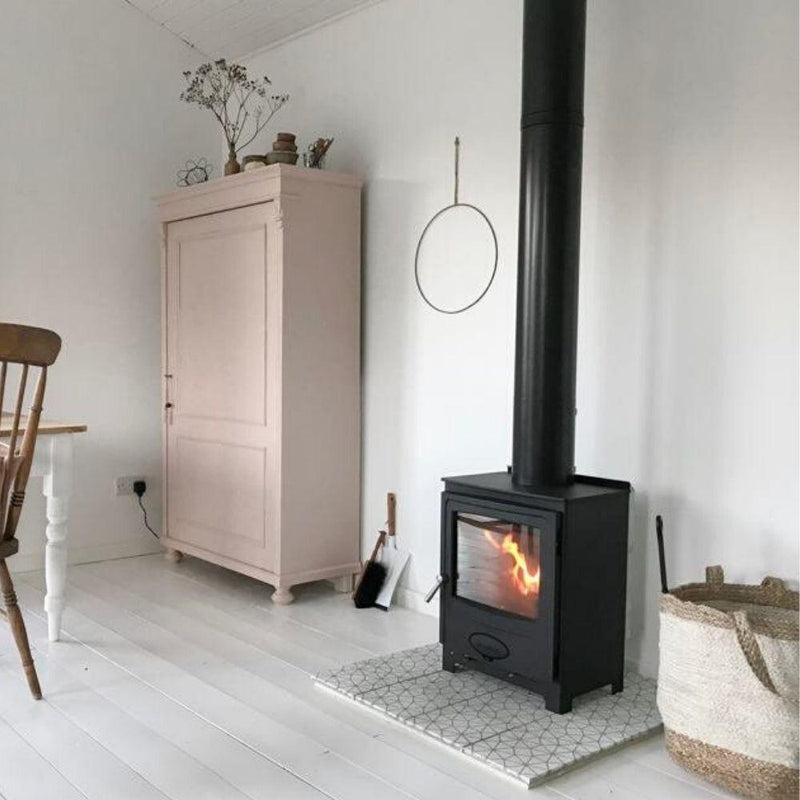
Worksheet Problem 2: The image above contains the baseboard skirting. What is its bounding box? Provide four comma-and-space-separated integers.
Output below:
9, 538, 162, 574
391, 584, 439, 617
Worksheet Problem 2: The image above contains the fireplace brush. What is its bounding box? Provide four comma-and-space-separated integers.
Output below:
353, 529, 387, 608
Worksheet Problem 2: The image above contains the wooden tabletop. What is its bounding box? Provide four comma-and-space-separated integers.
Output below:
0, 413, 87, 437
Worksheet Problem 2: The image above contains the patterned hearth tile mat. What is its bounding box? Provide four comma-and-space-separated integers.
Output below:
315, 644, 661, 788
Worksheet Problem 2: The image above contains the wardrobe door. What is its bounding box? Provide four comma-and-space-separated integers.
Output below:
164, 203, 278, 570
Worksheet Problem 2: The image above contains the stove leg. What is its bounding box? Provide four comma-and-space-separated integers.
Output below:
545, 688, 572, 714
611, 675, 624, 694
442, 651, 456, 673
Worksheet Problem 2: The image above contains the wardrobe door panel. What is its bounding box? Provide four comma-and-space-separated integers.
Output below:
165, 203, 276, 569
175, 231, 266, 424
170, 436, 266, 555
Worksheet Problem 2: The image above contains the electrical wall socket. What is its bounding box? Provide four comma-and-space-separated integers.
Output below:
115, 476, 145, 496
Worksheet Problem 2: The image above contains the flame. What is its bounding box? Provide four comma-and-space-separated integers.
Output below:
483, 530, 540, 596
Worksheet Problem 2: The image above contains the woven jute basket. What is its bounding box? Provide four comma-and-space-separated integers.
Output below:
658, 566, 799, 800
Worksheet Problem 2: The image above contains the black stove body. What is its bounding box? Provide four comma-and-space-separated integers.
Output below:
434, 0, 631, 714
438, 472, 629, 714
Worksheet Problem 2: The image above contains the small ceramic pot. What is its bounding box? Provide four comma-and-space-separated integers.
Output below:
242, 155, 268, 171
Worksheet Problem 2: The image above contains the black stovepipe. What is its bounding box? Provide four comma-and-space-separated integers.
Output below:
512, 0, 587, 487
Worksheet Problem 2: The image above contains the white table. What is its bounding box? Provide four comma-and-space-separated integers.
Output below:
1, 415, 87, 641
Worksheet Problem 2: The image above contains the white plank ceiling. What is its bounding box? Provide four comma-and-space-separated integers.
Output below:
125, 0, 380, 58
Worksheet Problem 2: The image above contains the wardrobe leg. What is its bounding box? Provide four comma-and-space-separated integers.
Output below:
272, 586, 295, 605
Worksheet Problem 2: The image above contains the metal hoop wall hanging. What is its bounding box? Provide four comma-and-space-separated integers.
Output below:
414, 137, 499, 314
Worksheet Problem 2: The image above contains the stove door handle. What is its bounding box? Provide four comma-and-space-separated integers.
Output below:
424, 574, 446, 603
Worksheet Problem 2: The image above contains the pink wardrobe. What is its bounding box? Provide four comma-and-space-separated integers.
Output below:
156, 165, 362, 604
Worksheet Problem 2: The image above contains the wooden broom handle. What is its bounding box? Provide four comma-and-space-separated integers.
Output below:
368, 531, 386, 563
387, 493, 396, 537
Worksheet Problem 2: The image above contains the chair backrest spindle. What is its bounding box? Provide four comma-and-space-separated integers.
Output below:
7, 364, 28, 459
0, 361, 7, 418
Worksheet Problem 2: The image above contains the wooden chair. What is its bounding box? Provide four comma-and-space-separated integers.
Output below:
0, 323, 62, 699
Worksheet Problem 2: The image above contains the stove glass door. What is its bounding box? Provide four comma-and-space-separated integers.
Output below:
455, 514, 541, 619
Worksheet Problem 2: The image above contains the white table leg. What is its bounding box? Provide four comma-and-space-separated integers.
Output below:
42, 436, 72, 642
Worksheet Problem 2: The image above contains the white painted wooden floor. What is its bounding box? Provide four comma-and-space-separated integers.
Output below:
0, 554, 743, 800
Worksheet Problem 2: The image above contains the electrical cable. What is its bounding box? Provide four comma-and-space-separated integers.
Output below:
136, 493, 159, 538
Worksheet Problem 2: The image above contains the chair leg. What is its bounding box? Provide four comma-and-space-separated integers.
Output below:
0, 560, 41, 699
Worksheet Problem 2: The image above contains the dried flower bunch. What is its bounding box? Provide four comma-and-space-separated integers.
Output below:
181, 59, 289, 174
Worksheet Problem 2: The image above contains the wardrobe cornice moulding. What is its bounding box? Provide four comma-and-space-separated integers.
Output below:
156, 164, 363, 223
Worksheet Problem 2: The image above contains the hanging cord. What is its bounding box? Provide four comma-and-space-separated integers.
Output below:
453, 136, 460, 205
137, 494, 159, 538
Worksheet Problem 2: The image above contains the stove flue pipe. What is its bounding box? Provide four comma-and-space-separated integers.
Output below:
512, 0, 586, 487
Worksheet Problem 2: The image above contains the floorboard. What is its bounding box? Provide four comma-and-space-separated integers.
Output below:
14, 581, 500, 800
33, 576, 537, 800
0, 646, 170, 800
0, 630, 255, 800
0, 622, 324, 800
0, 555, 740, 800
82, 557, 366, 671
0, 711, 88, 800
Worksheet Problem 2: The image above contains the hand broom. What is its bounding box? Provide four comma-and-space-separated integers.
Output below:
353, 529, 387, 608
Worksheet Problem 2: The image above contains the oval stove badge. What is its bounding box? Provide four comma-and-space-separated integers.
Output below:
468, 632, 510, 662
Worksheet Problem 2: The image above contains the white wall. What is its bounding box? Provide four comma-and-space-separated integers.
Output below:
1, 0, 217, 570
245, 0, 798, 674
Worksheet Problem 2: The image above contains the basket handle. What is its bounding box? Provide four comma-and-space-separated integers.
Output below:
760, 575, 792, 604
732, 611, 778, 695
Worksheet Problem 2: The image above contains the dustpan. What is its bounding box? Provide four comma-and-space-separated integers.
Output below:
375, 493, 410, 610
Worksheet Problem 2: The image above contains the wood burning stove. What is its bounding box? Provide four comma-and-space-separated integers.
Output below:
428, 0, 632, 714
436, 472, 629, 714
